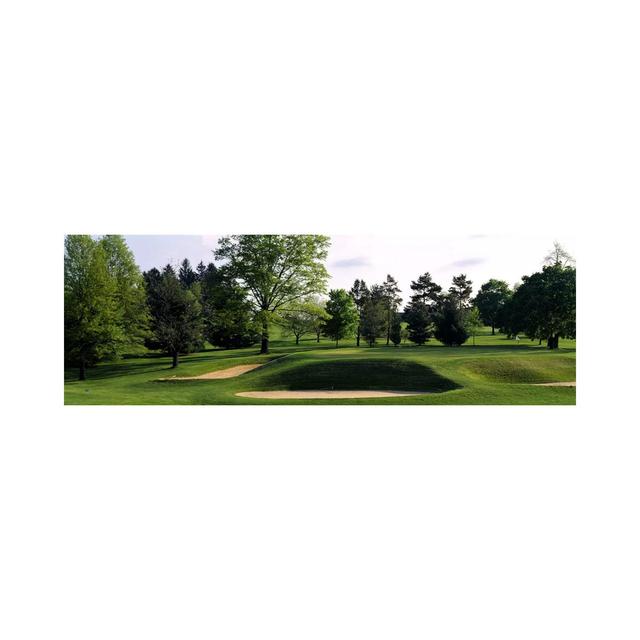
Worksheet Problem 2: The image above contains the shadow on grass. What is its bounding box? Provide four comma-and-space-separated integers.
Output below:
252, 358, 461, 393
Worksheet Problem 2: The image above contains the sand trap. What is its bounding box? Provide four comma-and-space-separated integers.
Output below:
532, 381, 576, 387
161, 364, 264, 381
236, 390, 426, 399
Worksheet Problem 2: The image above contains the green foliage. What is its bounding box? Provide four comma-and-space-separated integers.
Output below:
349, 279, 369, 346
409, 272, 442, 307
404, 300, 432, 345
64, 236, 124, 379
448, 274, 473, 310
146, 266, 204, 366
360, 289, 386, 346
277, 299, 329, 345
507, 264, 576, 348
434, 301, 469, 346
179, 258, 198, 288
322, 289, 359, 346
215, 235, 331, 352
382, 274, 402, 345
465, 307, 483, 346
99, 235, 150, 352
200, 264, 258, 349
389, 312, 402, 346
473, 279, 511, 334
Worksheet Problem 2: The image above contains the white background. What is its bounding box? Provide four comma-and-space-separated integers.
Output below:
1, 1, 639, 638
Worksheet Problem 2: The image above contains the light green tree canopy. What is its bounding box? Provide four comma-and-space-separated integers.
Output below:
215, 235, 331, 352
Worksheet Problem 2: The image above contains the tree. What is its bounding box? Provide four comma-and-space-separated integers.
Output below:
200, 263, 258, 349
508, 264, 576, 349
196, 261, 207, 281
99, 235, 149, 352
389, 312, 402, 346
179, 258, 197, 288
434, 300, 469, 346
473, 279, 511, 335
349, 279, 369, 347
147, 265, 204, 367
215, 235, 330, 353
465, 307, 483, 346
64, 235, 122, 380
277, 299, 329, 345
403, 300, 432, 345
544, 241, 575, 268
448, 274, 473, 311
360, 291, 386, 347
382, 274, 402, 345
409, 272, 442, 307
322, 289, 359, 347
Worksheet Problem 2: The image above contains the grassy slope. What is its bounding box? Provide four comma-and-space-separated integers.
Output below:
64, 326, 576, 405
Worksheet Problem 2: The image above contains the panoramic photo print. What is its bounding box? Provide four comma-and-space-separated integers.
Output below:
64, 234, 576, 405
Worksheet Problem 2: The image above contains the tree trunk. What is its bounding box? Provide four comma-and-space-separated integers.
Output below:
260, 318, 269, 354
335, 338, 339, 347
491, 324, 495, 335
172, 351, 179, 367
547, 334, 559, 349
316, 331, 320, 343
356, 327, 360, 347
295, 335, 300, 345
79, 359, 86, 381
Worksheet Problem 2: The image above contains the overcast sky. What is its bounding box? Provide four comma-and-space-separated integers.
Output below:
124, 234, 575, 301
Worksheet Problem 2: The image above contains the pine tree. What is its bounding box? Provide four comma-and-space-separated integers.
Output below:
147, 266, 204, 367
448, 274, 473, 311
382, 275, 402, 345
349, 279, 369, 347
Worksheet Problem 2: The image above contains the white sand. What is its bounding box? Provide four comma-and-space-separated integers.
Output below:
236, 390, 426, 399
161, 364, 263, 381
532, 381, 576, 387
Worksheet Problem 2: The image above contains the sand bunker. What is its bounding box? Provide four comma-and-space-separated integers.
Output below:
162, 364, 264, 381
532, 381, 576, 387
236, 390, 426, 399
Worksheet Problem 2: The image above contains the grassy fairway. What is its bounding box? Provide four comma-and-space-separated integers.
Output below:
64, 326, 576, 405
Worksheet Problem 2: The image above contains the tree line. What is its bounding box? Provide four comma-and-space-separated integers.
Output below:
65, 235, 575, 379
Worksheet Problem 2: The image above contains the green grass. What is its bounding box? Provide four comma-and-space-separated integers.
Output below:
64, 326, 576, 405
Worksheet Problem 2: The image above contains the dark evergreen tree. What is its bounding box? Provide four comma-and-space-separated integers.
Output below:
178, 258, 197, 288
382, 274, 402, 345
448, 274, 473, 311
147, 266, 204, 367
361, 288, 386, 347
200, 264, 258, 349
389, 312, 402, 346
404, 300, 432, 345
434, 300, 469, 346
349, 279, 369, 347
409, 272, 442, 307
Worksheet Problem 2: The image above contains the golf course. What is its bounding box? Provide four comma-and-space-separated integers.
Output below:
64, 325, 576, 405
64, 234, 576, 405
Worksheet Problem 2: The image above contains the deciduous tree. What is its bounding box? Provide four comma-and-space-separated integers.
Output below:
64, 235, 122, 380
473, 279, 511, 335
215, 235, 330, 353
322, 289, 359, 347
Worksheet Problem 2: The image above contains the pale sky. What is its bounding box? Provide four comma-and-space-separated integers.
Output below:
124, 234, 575, 303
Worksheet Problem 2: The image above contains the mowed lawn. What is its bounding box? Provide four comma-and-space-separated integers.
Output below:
64, 326, 576, 405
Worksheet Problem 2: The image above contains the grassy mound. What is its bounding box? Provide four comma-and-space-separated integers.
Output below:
254, 358, 460, 392
462, 356, 575, 384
